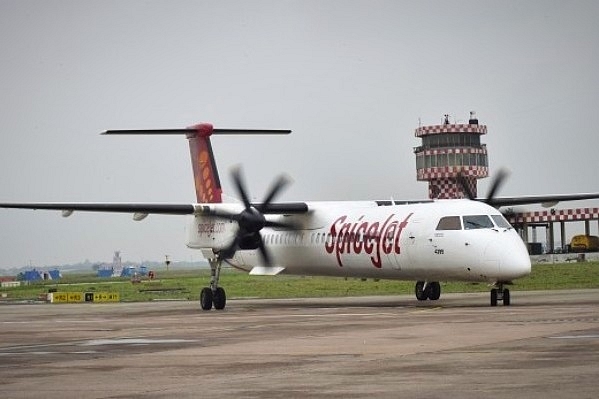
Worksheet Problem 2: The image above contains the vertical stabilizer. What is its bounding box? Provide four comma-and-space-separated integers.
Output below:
186, 123, 222, 203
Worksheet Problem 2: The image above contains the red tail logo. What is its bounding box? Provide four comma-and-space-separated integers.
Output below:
187, 123, 222, 203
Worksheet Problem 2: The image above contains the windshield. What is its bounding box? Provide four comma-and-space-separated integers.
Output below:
462, 215, 495, 230
437, 214, 514, 230
436, 216, 462, 230
491, 214, 512, 229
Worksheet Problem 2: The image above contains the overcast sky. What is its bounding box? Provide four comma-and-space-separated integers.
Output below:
1, 0, 598, 269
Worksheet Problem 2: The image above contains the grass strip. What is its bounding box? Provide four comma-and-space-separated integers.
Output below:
2, 262, 598, 302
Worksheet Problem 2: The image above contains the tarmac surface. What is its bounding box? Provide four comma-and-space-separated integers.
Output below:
1, 290, 598, 399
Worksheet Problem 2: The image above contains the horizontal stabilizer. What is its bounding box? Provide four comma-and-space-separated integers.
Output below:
102, 123, 291, 204
102, 128, 291, 136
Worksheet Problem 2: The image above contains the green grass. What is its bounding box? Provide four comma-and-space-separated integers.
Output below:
2, 262, 598, 303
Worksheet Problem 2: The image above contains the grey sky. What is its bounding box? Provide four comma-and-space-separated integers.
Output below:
1, 0, 598, 269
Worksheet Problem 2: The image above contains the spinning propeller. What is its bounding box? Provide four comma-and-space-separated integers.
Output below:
211, 167, 296, 266
457, 169, 509, 206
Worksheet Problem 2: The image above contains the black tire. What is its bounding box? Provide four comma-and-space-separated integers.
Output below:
428, 282, 441, 300
213, 287, 227, 310
415, 281, 427, 301
490, 289, 498, 307
503, 289, 511, 306
200, 287, 213, 311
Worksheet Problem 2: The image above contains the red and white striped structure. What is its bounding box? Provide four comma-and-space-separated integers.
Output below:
506, 208, 599, 224
414, 113, 488, 199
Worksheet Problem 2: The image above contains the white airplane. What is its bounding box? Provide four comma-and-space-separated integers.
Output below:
3, 123, 599, 310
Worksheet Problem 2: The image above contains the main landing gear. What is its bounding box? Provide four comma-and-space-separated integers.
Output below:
490, 283, 510, 306
200, 257, 227, 311
415, 281, 512, 307
415, 281, 441, 301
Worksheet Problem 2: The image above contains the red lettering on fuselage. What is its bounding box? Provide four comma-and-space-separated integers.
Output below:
325, 213, 413, 268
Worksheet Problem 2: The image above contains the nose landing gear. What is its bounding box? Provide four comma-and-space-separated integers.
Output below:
490, 283, 510, 306
415, 281, 441, 301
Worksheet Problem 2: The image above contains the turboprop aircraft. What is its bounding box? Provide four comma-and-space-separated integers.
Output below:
3, 122, 599, 310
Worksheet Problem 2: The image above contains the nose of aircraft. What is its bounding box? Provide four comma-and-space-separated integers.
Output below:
499, 230, 530, 280
494, 233, 531, 280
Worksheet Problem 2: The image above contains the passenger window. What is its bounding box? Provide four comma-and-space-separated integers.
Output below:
436, 216, 462, 230
463, 215, 494, 230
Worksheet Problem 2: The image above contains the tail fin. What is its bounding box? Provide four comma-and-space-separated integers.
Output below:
102, 123, 291, 203
187, 123, 222, 203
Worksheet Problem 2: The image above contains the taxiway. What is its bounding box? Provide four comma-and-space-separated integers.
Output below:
1, 290, 598, 398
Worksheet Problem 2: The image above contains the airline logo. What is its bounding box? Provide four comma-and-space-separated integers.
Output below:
325, 213, 413, 268
187, 126, 223, 204
190, 138, 222, 203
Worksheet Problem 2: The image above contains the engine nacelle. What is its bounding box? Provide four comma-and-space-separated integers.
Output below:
186, 215, 236, 251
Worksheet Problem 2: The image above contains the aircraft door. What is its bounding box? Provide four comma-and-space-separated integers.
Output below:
428, 216, 468, 272
386, 212, 416, 271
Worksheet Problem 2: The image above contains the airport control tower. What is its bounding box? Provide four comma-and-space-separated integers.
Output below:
414, 112, 489, 199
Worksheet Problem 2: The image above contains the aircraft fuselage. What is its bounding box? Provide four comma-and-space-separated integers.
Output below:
187, 199, 531, 284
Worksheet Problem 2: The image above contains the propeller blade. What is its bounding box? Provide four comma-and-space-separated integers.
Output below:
456, 172, 476, 200
231, 167, 252, 210
220, 233, 241, 260
486, 169, 509, 205
257, 235, 273, 267
258, 175, 290, 213
264, 219, 299, 230
209, 209, 242, 221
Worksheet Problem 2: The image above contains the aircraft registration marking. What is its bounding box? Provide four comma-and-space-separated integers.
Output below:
198, 222, 225, 235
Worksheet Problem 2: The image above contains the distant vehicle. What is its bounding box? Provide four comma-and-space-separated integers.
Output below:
569, 235, 599, 252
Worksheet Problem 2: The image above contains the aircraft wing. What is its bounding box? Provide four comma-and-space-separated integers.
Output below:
0, 203, 196, 219
0, 202, 309, 216
487, 193, 599, 208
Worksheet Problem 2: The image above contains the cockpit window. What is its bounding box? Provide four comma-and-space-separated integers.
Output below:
437, 215, 511, 231
491, 214, 512, 229
436, 216, 462, 230
462, 215, 494, 230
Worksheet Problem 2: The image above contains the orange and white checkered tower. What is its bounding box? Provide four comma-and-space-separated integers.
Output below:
414, 112, 489, 199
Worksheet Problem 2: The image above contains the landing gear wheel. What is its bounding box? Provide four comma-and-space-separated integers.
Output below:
490, 284, 511, 307
415, 281, 427, 301
213, 287, 227, 310
490, 289, 498, 306
428, 282, 441, 300
503, 289, 510, 306
200, 257, 226, 311
200, 287, 213, 311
